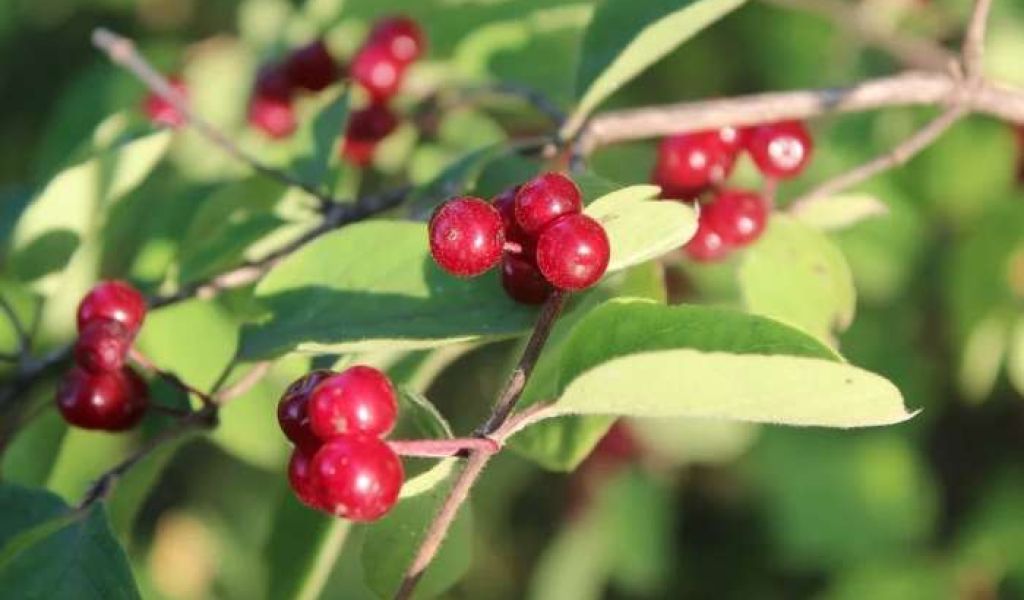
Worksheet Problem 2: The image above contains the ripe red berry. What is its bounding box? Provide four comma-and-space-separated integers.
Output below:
429, 197, 505, 277
74, 320, 132, 374
350, 44, 404, 101
501, 255, 553, 305
683, 219, 731, 262
56, 366, 148, 431
308, 366, 398, 439
77, 280, 147, 335
367, 16, 426, 65
745, 120, 813, 179
535, 214, 610, 291
515, 172, 583, 235
702, 189, 768, 247
651, 130, 737, 199
278, 370, 334, 450
143, 77, 187, 128
254, 64, 294, 101
341, 103, 398, 167
248, 95, 297, 139
492, 186, 535, 259
285, 40, 338, 92
310, 434, 403, 521
288, 446, 325, 509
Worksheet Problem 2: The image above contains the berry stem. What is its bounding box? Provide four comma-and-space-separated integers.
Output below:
388, 438, 499, 458
502, 241, 523, 255
128, 347, 215, 406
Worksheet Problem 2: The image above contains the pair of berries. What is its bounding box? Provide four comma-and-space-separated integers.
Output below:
278, 366, 403, 521
56, 281, 150, 431
684, 189, 769, 262
652, 121, 813, 200
428, 172, 611, 301
249, 40, 340, 139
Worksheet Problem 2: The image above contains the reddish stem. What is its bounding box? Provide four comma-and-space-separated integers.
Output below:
388, 438, 499, 458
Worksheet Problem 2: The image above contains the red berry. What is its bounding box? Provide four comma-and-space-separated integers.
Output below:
74, 320, 132, 373
278, 370, 334, 450
492, 186, 535, 259
77, 280, 147, 335
535, 214, 610, 291
341, 103, 398, 167
515, 172, 583, 235
308, 366, 398, 439
429, 197, 505, 277
368, 16, 426, 65
254, 64, 294, 100
143, 77, 187, 128
285, 40, 338, 92
289, 446, 325, 509
501, 255, 553, 305
56, 366, 148, 431
350, 44, 404, 101
310, 435, 403, 521
745, 120, 813, 179
683, 219, 731, 262
651, 130, 737, 199
702, 189, 768, 246
248, 95, 297, 139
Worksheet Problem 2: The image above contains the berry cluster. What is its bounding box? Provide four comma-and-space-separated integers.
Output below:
651, 121, 814, 262
248, 40, 341, 139
56, 281, 149, 431
428, 172, 611, 303
278, 366, 404, 521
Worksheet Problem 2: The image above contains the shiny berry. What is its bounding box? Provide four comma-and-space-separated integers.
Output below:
77, 280, 147, 335
429, 197, 505, 277
310, 435, 404, 521
308, 366, 398, 439
254, 64, 294, 100
278, 370, 334, 450
745, 120, 813, 179
289, 447, 325, 509
74, 320, 132, 373
248, 95, 297, 139
143, 77, 187, 128
492, 186, 535, 259
683, 219, 731, 262
703, 189, 768, 246
285, 40, 338, 92
368, 16, 426, 65
651, 130, 737, 199
515, 172, 583, 235
536, 214, 610, 291
341, 103, 398, 166
56, 366, 148, 431
351, 44, 403, 101
501, 255, 553, 305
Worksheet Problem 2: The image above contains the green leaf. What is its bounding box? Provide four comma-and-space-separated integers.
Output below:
791, 193, 889, 232
565, 0, 747, 135
407, 145, 504, 219
239, 221, 537, 359
739, 215, 856, 343
290, 91, 350, 190
265, 492, 352, 600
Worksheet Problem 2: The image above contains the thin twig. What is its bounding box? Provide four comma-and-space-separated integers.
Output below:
0, 294, 30, 355
962, 0, 993, 79
128, 347, 214, 406
215, 361, 272, 404
388, 438, 500, 458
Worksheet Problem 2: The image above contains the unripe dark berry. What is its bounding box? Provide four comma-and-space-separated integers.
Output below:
492, 186, 535, 259
278, 370, 335, 450
289, 446, 325, 509
56, 366, 148, 431
74, 320, 132, 374
254, 64, 294, 101
515, 172, 582, 235
683, 219, 731, 262
249, 95, 297, 139
745, 120, 813, 179
429, 197, 505, 277
702, 189, 768, 246
368, 16, 426, 65
341, 103, 398, 167
308, 365, 398, 439
310, 434, 403, 521
651, 130, 737, 199
535, 214, 610, 291
350, 44, 404, 101
77, 280, 147, 335
143, 77, 187, 128
501, 255, 553, 305
285, 40, 339, 92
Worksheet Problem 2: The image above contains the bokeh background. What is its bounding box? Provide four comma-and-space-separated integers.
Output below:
2, 0, 1024, 598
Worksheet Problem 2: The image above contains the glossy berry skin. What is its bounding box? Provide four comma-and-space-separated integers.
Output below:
248, 96, 297, 139
278, 370, 334, 450
745, 120, 813, 179
254, 64, 294, 101
56, 366, 148, 431
77, 280, 147, 335
492, 186, 534, 259
341, 103, 398, 166
143, 78, 187, 128
308, 366, 398, 439
350, 44, 403, 101
651, 130, 737, 199
684, 219, 731, 262
74, 320, 132, 374
536, 214, 610, 291
429, 197, 505, 277
368, 16, 426, 65
310, 435, 404, 521
703, 189, 768, 247
285, 40, 338, 92
288, 447, 325, 509
501, 255, 553, 305
515, 172, 583, 236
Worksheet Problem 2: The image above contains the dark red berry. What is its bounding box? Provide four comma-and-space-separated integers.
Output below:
501, 255, 553, 305
341, 103, 398, 167
74, 320, 132, 373
651, 130, 737, 199
278, 370, 334, 450
683, 219, 731, 262
77, 280, 147, 335
248, 95, 297, 139
515, 172, 583, 235
289, 446, 325, 509
310, 434, 403, 521
535, 214, 610, 291
308, 366, 398, 439
143, 77, 187, 128
56, 366, 148, 431
492, 186, 535, 259
703, 189, 768, 247
285, 40, 338, 92
745, 120, 813, 179
367, 16, 426, 65
429, 197, 505, 277
351, 44, 404, 101
254, 64, 294, 101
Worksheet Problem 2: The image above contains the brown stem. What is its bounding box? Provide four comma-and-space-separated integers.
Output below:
129, 347, 214, 406
0, 294, 30, 356
388, 438, 500, 458
962, 0, 993, 79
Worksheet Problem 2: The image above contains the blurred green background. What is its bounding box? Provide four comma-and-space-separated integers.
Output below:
2, 0, 1024, 598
